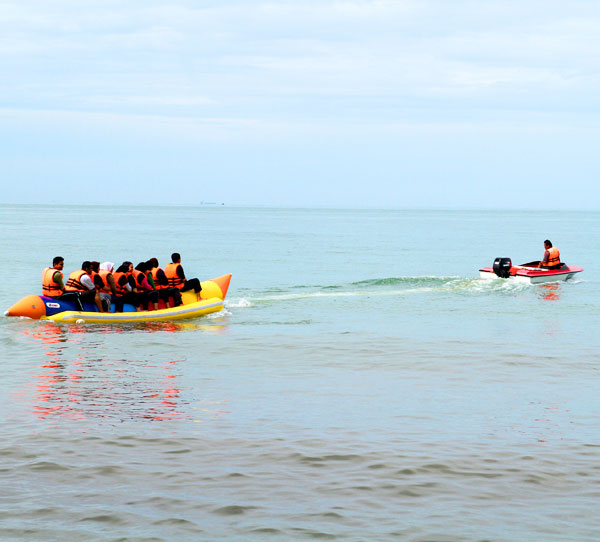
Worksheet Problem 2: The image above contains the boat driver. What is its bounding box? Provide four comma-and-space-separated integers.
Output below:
538, 240, 562, 269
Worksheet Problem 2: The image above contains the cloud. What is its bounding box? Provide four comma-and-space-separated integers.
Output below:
1, 1, 599, 208
2, 0, 599, 120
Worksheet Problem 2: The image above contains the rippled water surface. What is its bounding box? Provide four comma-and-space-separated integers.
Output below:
1, 205, 599, 541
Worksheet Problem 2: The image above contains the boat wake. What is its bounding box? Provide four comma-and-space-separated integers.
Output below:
351, 276, 459, 287
227, 276, 543, 308
225, 298, 253, 309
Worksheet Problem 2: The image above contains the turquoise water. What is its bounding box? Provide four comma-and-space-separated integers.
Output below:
1, 205, 599, 541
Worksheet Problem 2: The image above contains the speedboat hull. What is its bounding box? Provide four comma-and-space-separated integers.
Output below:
5, 274, 232, 323
479, 265, 582, 284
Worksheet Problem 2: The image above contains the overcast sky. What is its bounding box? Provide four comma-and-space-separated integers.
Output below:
1, 0, 599, 208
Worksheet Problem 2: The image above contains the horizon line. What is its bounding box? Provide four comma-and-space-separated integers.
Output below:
0, 201, 597, 213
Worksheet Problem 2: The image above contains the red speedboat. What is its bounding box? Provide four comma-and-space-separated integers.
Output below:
479, 258, 583, 284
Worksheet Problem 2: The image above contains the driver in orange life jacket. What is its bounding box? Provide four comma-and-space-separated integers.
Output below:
538, 240, 562, 269
164, 252, 202, 301
64, 260, 106, 312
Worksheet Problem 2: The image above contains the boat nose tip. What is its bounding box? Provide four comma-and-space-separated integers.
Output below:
6, 295, 47, 319
214, 273, 232, 298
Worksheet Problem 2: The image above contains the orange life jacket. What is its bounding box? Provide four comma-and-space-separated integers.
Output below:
132, 269, 149, 291
97, 270, 113, 293
150, 267, 169, 290
545, 247, 561, 266
64, 270, 91, 292
112, 271, 132, 296
42, 267, 64, 297
89, 271, 102, 290
165, 263, 185, 290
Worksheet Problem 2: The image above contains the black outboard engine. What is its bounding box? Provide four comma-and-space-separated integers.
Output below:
493, 257, 512, 278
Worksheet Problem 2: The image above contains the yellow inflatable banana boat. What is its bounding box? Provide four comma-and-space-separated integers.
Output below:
6, 274, 231, 324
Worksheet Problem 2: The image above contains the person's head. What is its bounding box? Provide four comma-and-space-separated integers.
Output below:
171, 252, 181, 263
120, 261, 134, 273
81, 261, 92, 273
52, 256, 64, 269
91, 261, 100, 273
544, 240, 552, 249
135, 262, 147, 273
147, 257, 159, 269
116, 263, 129, 273
100, 261, 114, 272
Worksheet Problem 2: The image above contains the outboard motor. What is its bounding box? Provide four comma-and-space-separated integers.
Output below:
493, 257, 512, 278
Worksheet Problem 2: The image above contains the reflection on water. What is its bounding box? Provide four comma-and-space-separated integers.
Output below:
18, 320, 227, 424
538, 283, 560, 301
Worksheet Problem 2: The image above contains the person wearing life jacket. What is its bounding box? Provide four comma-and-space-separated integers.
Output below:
164, 252, 202, 300
146, 257, 183, 308
133, 261, 160, 311
95, 261, 118, 311
98, 262, 118, 297
42, 256, 66, 298
90, 261, 112, 311
89, 261, 101, 289
112, 261, 141, 312
538, 240, 562, 270
64, 261, 106, 312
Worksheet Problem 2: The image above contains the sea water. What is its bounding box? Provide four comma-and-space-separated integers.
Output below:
0, 204, 598, 542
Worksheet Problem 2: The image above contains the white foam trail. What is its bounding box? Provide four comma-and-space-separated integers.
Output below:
249, 287, 438, 302
227, 276, 554, 307
207, 308, 231, 318
454, 277, 531, 293
225, 298, 252, 308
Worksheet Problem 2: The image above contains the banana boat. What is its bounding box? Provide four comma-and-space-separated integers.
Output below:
5, 274, 231, 324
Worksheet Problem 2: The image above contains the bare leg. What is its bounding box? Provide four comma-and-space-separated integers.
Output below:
94, 292, 104, 313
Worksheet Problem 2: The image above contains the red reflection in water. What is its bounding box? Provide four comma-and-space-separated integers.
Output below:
145, 358, 185, 421
22, 323, 85, 420
539, 283, 560, 301
21, 322, 208, 423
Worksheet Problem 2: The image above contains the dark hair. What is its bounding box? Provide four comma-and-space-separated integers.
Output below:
147, 257, 159, 268
544, 240, 552, 247
81, 261, 92, 271
53, 256, 64, 266
116, 263, 129, 273
91, 261, 100, 273
171, 252, 181, 263
135, 261, 147, 272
